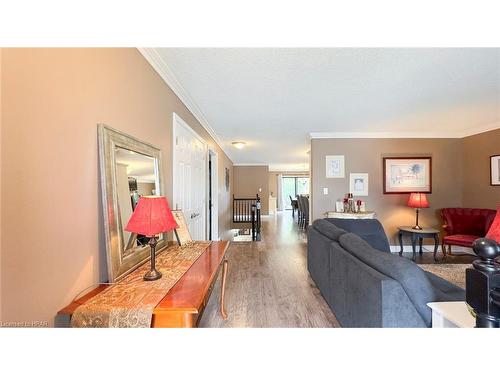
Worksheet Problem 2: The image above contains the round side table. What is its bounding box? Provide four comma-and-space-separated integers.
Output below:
398, 226, 440, 262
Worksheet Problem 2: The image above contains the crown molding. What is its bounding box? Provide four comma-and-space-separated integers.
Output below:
269, 168, 310, 173
233, 163, 310, 172
269, 163, 310, 172
459, 121, 500, 138
310, 122, 500, 139
233, 163, 269, 167
233, 163, 309, 173
137, 48, 234, 162
310, 131, 458, 139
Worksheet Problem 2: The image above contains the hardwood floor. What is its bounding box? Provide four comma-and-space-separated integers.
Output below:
199, 212, 340, 327
199, 212, 474, 328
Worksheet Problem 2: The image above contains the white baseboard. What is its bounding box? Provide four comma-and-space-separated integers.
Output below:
390, 245, 433, 253
390, 245, 474, 255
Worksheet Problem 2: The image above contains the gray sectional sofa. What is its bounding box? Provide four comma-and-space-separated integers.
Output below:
307, 218, 465, 327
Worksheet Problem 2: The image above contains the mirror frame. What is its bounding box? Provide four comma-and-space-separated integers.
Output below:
98, 124, 166, 282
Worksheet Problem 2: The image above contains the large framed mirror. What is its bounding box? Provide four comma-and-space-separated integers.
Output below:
98, 125, 166, 282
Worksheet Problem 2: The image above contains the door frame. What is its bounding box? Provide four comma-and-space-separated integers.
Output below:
172, 112, 208, 239
208, 148, 219, 240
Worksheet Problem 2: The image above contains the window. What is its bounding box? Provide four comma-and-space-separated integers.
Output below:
282, 176, 310, 209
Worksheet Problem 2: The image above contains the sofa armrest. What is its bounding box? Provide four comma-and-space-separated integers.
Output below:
442, 224, 452, 236
307, 227, 334, 295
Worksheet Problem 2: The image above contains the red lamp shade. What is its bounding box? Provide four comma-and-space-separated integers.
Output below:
125, 196, 178, 237
407, 193, 430, 209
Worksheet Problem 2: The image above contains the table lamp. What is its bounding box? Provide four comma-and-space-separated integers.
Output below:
125, 196, 179, 281
407, 192, 429, 230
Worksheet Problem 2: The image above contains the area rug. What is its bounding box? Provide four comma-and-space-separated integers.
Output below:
418, 263, 471, 289
71, 241, 211, 328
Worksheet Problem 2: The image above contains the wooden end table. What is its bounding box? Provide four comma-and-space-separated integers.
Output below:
427, 302, 475, 328
398, 226, 440, 262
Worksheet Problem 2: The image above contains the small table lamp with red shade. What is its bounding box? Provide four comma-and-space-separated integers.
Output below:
125, 196, 179, 281
407, 192, 429, 230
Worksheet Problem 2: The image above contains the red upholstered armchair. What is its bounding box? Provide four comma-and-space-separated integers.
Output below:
441, 208, 496, 256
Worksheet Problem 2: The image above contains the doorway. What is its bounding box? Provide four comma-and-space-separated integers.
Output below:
172, 113, 208, 240
208, 149, 219, 240
282, 176, 310, 209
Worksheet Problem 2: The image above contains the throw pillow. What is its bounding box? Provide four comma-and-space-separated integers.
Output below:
486, 204, 500, 243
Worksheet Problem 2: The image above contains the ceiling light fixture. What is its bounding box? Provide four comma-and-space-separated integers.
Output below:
232, 142, 246, 149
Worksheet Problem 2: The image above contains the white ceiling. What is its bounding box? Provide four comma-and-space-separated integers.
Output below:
150, 48, 500, 171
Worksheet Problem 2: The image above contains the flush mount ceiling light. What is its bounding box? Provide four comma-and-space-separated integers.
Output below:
232, 142, 246, 149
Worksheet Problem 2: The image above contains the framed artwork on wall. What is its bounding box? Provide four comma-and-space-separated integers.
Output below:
349, 173, 369, 196
326, 155, 345, 178
171, 210, 193, 246
383, 157, 432, 194
491, 155, 500, 186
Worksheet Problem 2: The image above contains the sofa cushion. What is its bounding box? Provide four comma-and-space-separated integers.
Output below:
486, 204, 500, 243
326, 218, 391, 253
338, 232, 438, 326
312, 219, 347, 241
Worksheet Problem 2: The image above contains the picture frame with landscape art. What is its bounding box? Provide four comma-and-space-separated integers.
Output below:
383, 157, 432, 194
491, 154, 500, 186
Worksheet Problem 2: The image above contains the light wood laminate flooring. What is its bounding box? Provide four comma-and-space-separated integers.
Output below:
199, 211, 340, 328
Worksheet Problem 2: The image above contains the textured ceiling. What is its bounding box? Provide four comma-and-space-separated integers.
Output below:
155, 48, 500, 170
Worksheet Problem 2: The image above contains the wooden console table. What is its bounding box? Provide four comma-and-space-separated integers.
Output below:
58, 241, 230, 328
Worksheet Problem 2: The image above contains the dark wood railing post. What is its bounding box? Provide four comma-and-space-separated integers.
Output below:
256, 194, 261, 239
251, 203, 256, 241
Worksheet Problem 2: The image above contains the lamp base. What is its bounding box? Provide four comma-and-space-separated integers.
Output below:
412, 208, 423, 230
143, 236, 162, 281
143, 269, 162, 281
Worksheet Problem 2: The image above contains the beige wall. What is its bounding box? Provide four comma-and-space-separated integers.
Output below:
311, 138, 464, 244
462, 128, 500, 209
233, 165, 269, 215
137, 182, 156, 196
0, 48, 233, 325
269, 173, 277, 199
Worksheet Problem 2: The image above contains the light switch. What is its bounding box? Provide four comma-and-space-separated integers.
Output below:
323, 188, 329, 195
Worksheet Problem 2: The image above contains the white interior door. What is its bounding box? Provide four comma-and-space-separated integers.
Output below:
173, 113, 207, 240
